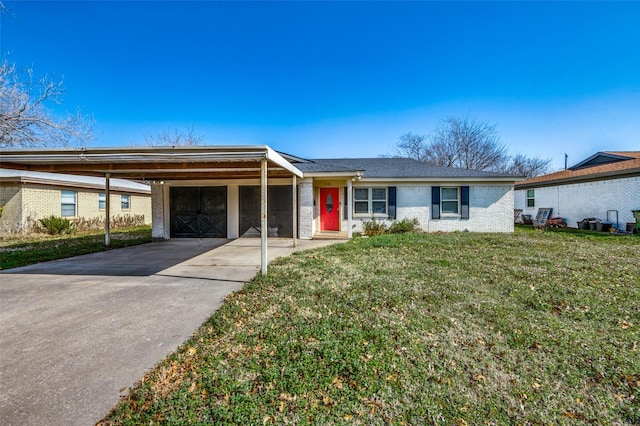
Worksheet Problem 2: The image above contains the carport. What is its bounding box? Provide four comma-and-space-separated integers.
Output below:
0, 145, 303, 274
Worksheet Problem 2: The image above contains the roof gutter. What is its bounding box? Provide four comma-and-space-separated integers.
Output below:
0, 176, 150, 194
360, 176, 524, 184
515, 168, 640, 189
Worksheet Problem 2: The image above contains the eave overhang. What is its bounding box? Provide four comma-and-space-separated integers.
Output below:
0, 175, 151, 194
0, 145, 303, 180
515, 168, 640, 189
360, 176, 524, 184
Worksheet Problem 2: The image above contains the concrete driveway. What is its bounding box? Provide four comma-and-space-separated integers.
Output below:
0, 237, 343, 426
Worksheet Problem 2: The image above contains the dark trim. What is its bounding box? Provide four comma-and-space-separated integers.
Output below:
460, 186, 469, 219
431, 186, 440, 219
388, 187, 396, 219
343, 186, 348, 220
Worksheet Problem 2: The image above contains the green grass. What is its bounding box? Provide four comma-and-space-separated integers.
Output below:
99, 229, 639, 425
0, 226, 152, 269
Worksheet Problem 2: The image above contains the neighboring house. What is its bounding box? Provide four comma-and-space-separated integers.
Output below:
0, 146, 521, 241
0, 169, 151, 234
514, 151, 640, 229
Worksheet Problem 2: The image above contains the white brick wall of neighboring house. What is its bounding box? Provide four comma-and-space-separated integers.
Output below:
347, 184, 514, 234
515, 176, 640, 229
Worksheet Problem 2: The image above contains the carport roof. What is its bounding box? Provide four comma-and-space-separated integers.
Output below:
0, 145, 303, 180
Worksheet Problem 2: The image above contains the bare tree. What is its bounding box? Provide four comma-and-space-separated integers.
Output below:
426, 116, 508, 171
0, 61, 94, 148
502, 154, 551, 178
396, 132, 427, 162
394, 116, 551, 177
142, 126, 204, 146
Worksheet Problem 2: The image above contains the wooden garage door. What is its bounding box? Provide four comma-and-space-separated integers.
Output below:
170, 187, 227, 238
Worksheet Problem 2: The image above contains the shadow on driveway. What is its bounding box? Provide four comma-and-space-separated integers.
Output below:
1, 238, 230, 276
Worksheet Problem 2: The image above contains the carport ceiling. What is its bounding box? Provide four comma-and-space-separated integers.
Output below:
0, 145, 303, 180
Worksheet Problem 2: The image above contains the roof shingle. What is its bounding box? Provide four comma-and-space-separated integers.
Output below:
515, 151, 640, 188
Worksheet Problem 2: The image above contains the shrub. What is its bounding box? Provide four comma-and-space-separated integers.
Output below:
362, 217, 387, 236
73, 214, 146, 232
39, 216, 76, 235
388, 217, 420, 234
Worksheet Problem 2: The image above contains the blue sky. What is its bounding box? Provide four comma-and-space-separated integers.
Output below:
2, 1, 639, 171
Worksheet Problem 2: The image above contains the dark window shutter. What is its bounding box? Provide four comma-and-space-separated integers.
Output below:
461, 186, 470, 219
343, 187, 348, 220
431, 186, 440, 219
388, 187, 396, 219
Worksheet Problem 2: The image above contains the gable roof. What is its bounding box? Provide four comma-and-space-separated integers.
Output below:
0, 169, 151, 194
515, 151, 640, 189
296, 157, 520, 181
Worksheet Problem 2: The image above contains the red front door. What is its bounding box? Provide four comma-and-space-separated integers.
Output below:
320, 187, 340, 231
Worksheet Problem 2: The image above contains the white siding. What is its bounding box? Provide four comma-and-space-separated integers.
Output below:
514, 176, 640, 229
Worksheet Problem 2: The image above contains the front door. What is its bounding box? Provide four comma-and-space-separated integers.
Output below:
320, 187, 340, 231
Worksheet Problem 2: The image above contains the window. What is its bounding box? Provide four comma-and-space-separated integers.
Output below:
353, 188, 387, 215
98, 193, 106, 210
61, 190, 77, 217
526, 189, 535, 208
432, 186, 469, 220
441, 187, 459, 214
121, 195, 131, 210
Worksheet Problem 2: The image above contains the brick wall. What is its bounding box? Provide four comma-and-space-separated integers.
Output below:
0, 184, 23, 233
299, 180, 314, 239
515, 176, 640, 228
347, 184, 515, 234
0, 183, 151, 234
151, 183, 166, 239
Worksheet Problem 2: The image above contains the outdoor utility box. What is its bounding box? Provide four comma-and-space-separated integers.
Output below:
596, 222, 612, 232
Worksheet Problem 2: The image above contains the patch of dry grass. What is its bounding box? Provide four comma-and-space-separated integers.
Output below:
101, 229, 639, 425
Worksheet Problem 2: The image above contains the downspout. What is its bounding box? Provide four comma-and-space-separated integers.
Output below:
105, 173, 111, 247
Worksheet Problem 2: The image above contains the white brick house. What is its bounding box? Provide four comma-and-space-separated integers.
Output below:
292, 157, 517, 236
1, 146, 521, 241
514, 151, 640, 230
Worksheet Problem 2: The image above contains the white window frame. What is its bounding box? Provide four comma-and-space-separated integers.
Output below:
98, 193, 106, 210
121, 194, 131, 210
441, 187, 460, 216
61, 190, 77, 217
526, 189, 535, 208
353, 187, 387, 216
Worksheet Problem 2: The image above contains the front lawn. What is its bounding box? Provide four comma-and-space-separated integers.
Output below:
101, 229, 639, 424
0, 226, 152, 270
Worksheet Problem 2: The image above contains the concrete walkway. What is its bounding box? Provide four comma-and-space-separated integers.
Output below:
0, 237, 345, 426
